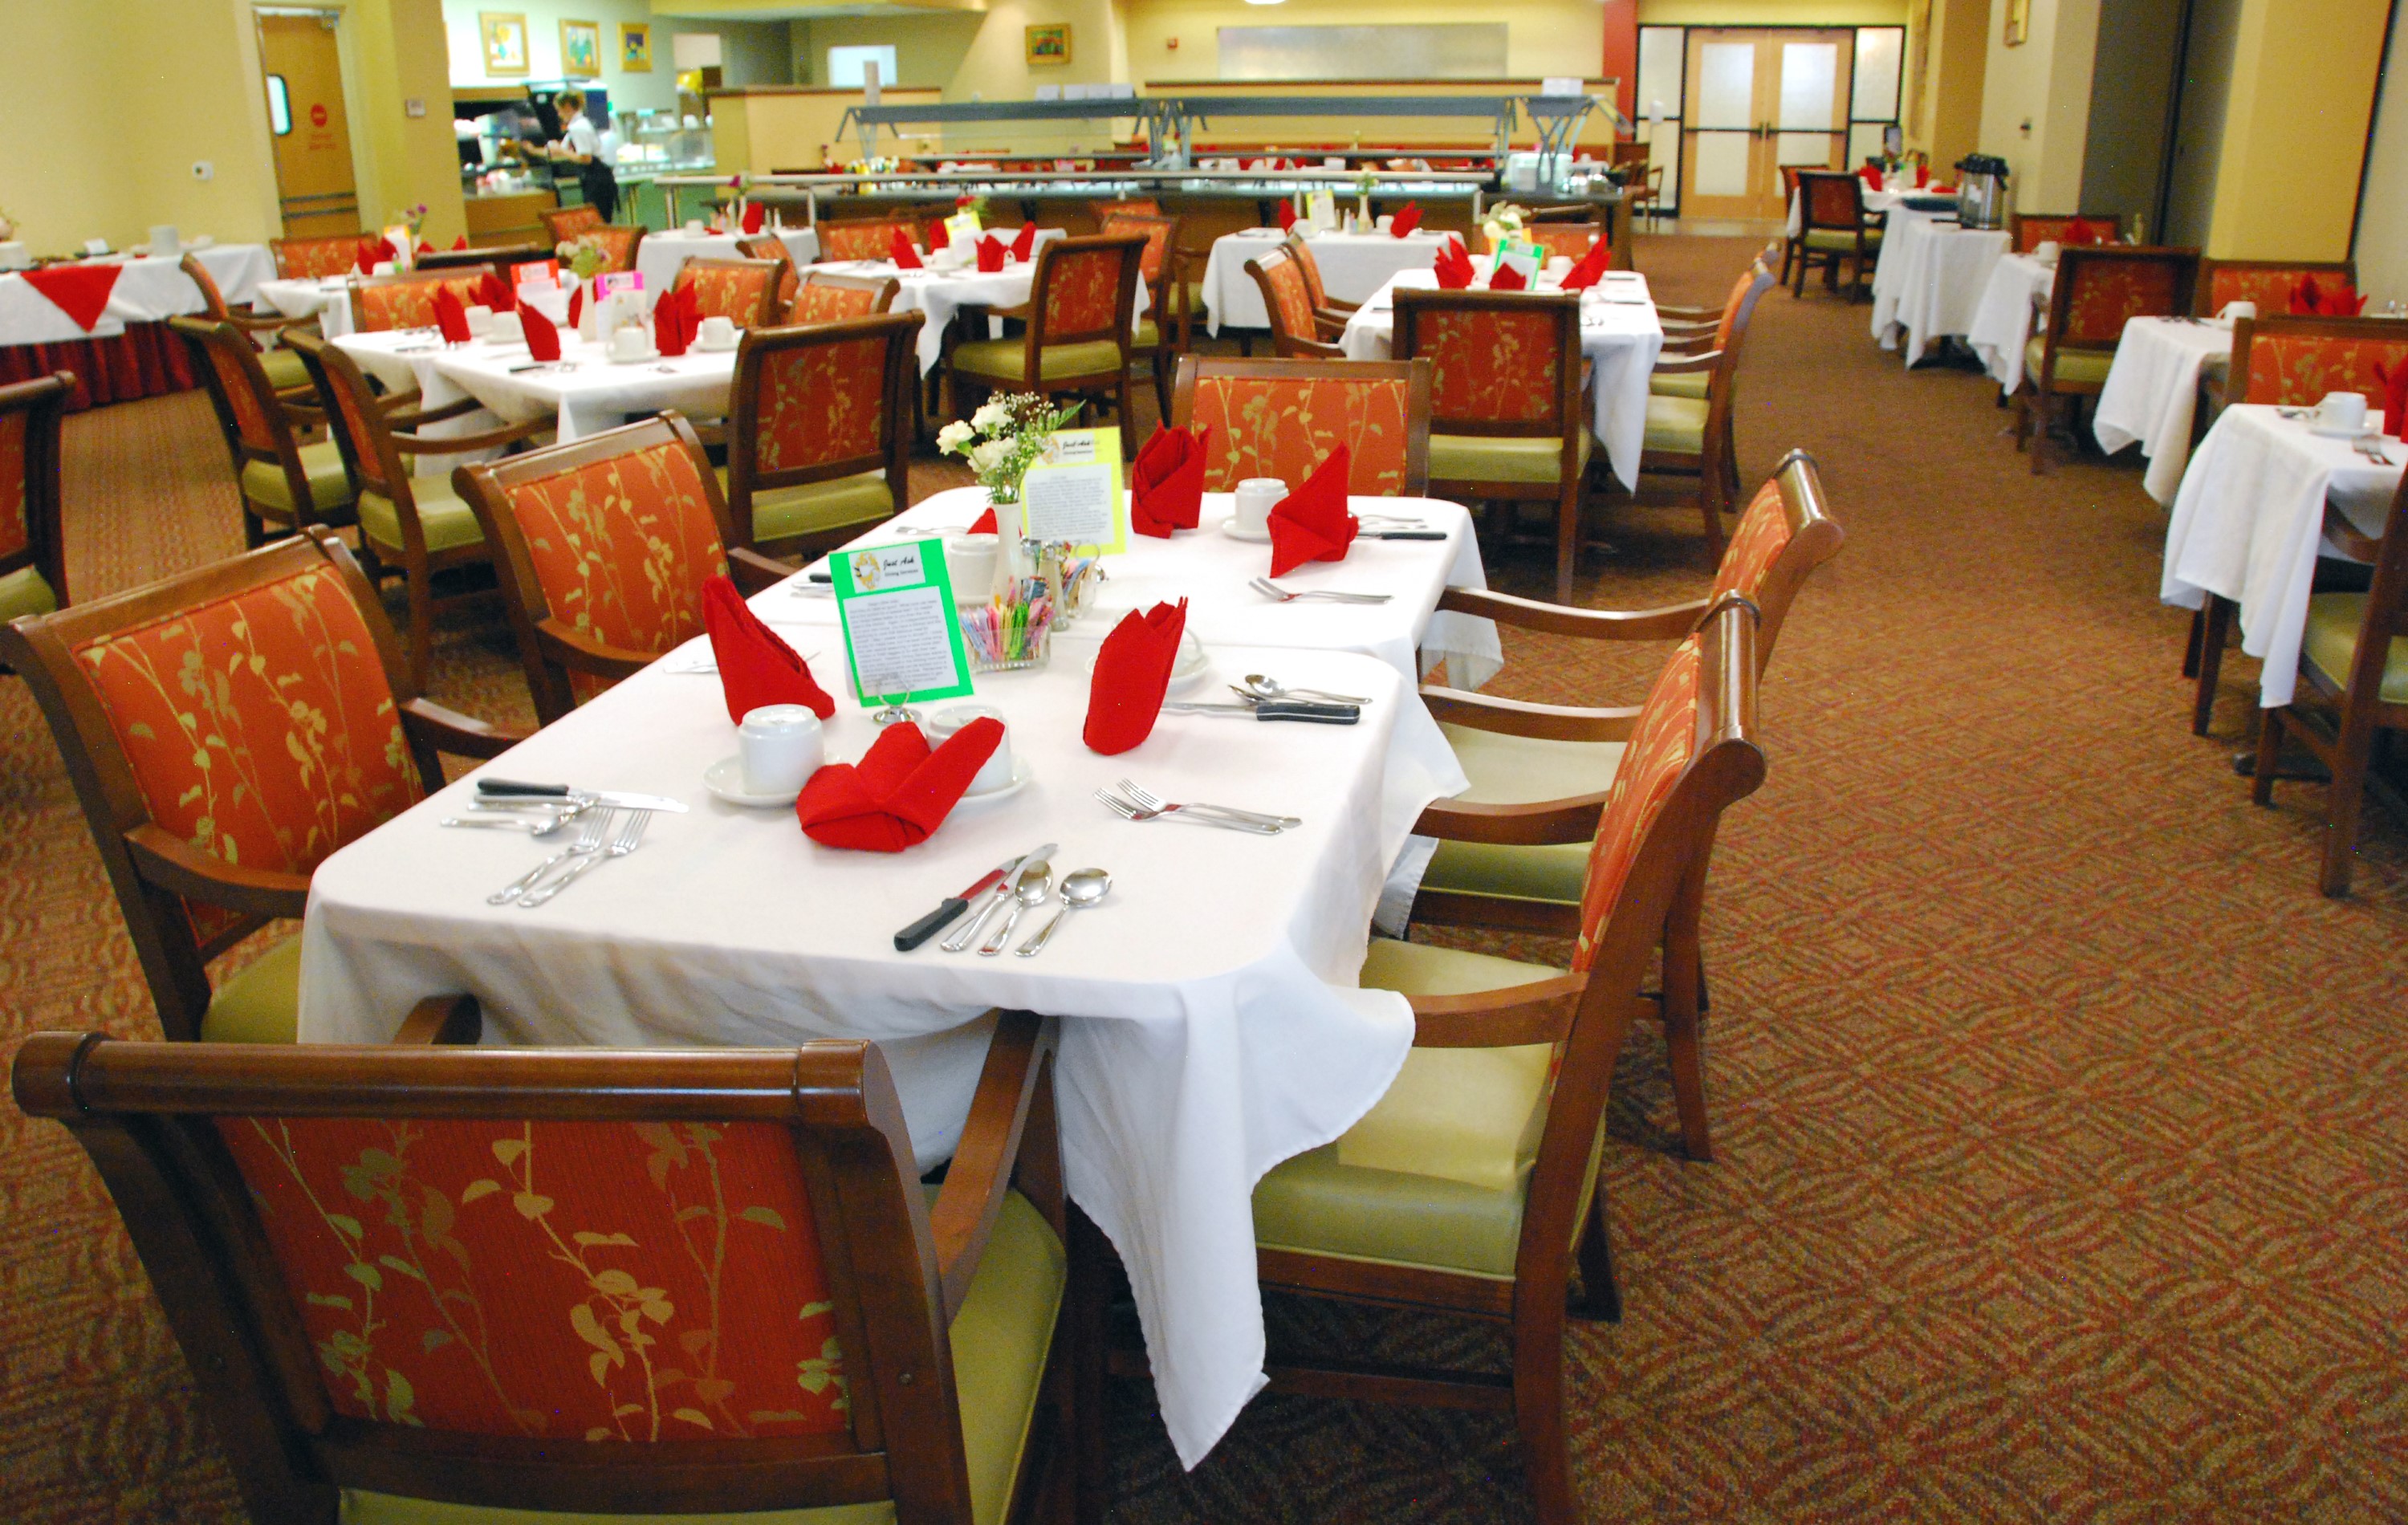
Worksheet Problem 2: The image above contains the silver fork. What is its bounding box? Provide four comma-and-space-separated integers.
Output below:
1249, 576, 1391, 605
1117, 779, 1301, 830
519, 810, 650, 907
489, 809, 613, 904
1096, 787, 1284, 835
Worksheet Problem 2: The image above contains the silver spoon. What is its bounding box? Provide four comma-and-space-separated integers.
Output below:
979, 862, 1051, 956
1015, 868, 1110, 958
1239, 673, 1372, 706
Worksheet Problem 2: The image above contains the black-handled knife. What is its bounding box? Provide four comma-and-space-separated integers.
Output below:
1165, 701, 1360, 724
1361, 530, 1449, 540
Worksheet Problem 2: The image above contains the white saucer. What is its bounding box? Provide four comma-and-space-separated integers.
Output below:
1219, 516, 1271, 543
957, 756, 1034, 804
694, 340, 739, 354
1085, 644, 1212, 693
608, 348, 663, 365
704, 754, 801, 808
2309, 421, 2377, 438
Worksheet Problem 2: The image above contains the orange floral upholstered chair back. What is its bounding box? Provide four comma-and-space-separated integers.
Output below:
1100, 214, 1173, 284
185, 323, 282, 458
214, 1113, 852, 1441
1572, 634, 1704, 972
2236, 319, 2408, 410
818, 219, 916, 262
353, 274, 490, 333
539, 205, 606, 245
0, 408, 26, 565
1401, 299, 1568, 429
2205, 263, 2352, 314
735, 234, 800, 314
1035, 242, 1129, 340
0, 372, 69, 616
2054, 250, 2190, 346
1800, 173, 1864, 230
1709, 478, 1794, 609
673, 258, 778, 327
1286, 238, 1333, 311
752, 328, 893, 477
1183, 368, 1423, 496
1251, 251, 1323, 352
791, 274, 889, 324
2011, 214, 2119, 253
580, 225, 642, 274
1516, 224, 1604, 262
271, 235, 364, 279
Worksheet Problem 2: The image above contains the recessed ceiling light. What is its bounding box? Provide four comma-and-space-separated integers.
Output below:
1243, 0, 1287, 7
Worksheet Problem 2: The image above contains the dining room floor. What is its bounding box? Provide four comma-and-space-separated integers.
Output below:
2, 234, 2405, 1523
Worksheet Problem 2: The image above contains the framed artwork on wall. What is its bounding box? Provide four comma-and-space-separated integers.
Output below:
2003, 0, 2030, 46
1026, 23, 1072, 66
560, 19, 602, 79
620, 22, 652, 72
479, 13, 530, 77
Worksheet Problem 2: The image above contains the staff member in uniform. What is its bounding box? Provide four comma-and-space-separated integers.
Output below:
547, 89, 619, 222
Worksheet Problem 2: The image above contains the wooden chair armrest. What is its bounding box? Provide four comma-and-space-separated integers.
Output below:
389, 417, 549, 455
1654, 303, 1719, 319
929, 1011, 1060, 1322
687, 419, 727, 449
384, 395, 481, 429
1312, 311, 1349, 341
986, 301, 1032, 322
2322, 505, 2383, 563
373, 388, 425, 413
1405, 974, 1587, 1047
1422, 685, 1640, 742
1317, 295, 1361, 316
1413, 792, 1607, 846
730, 547, 796, 596
535, 621, 660, 681
1651, 351, 1723, 374
399, 696, 526, 760
230, 311, 303, 335
1436, 584, 1708, 640
124, 824, 311, 921
279, 401, 328, 429
393, 994, 483, 1045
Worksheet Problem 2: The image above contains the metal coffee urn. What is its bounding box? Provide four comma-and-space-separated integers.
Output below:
1954, 155, 2010, 230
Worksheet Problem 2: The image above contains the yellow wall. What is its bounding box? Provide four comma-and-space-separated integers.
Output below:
786, 0, 1129, 155
1128, 0, 1609, 81
1902, 0, 1988, 168
2203, 0, 2386, 259
1975, 0, 2100, 210
441, 0, 791, 112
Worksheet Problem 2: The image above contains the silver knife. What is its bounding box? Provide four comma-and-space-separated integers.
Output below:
941, 842, 1056, 954
476, 779, 689, 813
896, 848, 1036, 951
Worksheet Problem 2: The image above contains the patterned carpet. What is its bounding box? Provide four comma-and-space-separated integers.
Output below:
4, 236, 2405, 1523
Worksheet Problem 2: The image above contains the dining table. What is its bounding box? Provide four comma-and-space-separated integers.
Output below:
2092, 315, 2235, 504
636, 225, 821, 294
331, 325, 740, 443
0, 243, 276, 347
810, 232, 1144, 379
1963, 250, 2056, 394
1197, 227, 1455, 335
2161, 402, 2400, 708
1336, 263, 1666, 494
1868, 209, 2011, 368
294, 498, 1495, 1470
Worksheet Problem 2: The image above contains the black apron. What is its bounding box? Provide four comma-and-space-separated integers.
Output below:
578, 157, 620, 223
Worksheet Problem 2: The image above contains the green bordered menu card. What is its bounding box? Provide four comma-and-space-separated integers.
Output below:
1018, 428, 1127, 554
830, 539, 975, 708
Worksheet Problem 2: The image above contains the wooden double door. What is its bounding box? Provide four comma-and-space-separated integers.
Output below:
1680, 29, 1856, 222
257, 10, 360, 238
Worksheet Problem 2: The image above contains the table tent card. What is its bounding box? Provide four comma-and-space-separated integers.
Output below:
831, 538, 975, 708
1017, 427, 1128, 555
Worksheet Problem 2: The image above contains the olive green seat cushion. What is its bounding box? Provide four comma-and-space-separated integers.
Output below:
1429, 429, 1592, 487
0, 564, 59, 625
261, 345, 314, 394
1800, 228, 1882, 252
358, 475, 485, 558
1649, 368, 1710, 400
2024, 338, 2116, 388
1418, 722, 1627, 909
950, 336, 1126, 384
1643, 394, 1710, 455
718, 466, 893, 546
240, 439, 353, 518
199, 934, 303, 1044
344, 1188, 1064, 1525
2302, 593, 2408, 702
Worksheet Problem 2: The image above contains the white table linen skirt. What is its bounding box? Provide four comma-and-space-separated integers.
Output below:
0, 244, 275, 345
2093, 316, 2232, 504
637, 226, 820, 294
1965, 254, 2055, 394
1199, 229, 1451, 334
1870, 218, 2010, 367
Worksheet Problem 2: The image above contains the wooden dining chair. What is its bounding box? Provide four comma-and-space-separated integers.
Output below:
727, 312, 921, 563
269, 234, 364, 279
816, 216, 924, 262
171, 318, 358, 547
0, 531, 517, 1044
285, 330, 549, 691
1100, 209, 1192, 421
2251, 470, 2408, 896
2014, 245, 2199, 474
2007, 212, 2124, 253
12, 1007, 1089, 1525
790, 268, 901, 324
1243, 247, 1344, 360
543, 206, 643, 277
670, 255, 784, 328
1775, 166, 1807, 286
1235, 600, 1767, 1525
1090, 196, 1161, 222
0, 372, 72, 641
1170, 355, 1433, 496
539, 203, 608, 243
1791, 171, 1883, 299
1500, 220, 1606, 263
457, 413, 795, 723
948, 233, 1146, 454
1396, 287, 1591, 601
2184, 313, 2408, 734
1410, 451, 1844, 1161
735, 232, 802, 315
2196, 258, 2358, 315
1283, 237, 1361, 331
1641, 254, 1779, 558
180, 254, 315, 396
348, 268, 500, 334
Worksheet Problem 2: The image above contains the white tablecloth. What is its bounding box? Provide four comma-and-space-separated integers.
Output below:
817, 238, 1140, 378
1336, 266, 1664, 494
2161, 404, 2399, 706
0, 243, 275, 345
1869, 215, 2009, 367
637, 226, 820, 294
1198, 228, 1453, 334
1786, 183, 1922, 238
1964, 253, 2056, 394
2093, 317, 2235, 504
428, 335, 737, 442
254, 275, 358, 337
298, 560, 1468, 1466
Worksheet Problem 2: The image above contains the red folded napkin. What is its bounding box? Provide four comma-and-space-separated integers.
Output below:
1083, 600, 1188, 755
1010, 223, 1036, 262
22, 264, 122, 333
2379, 361, 2408, 439
1915, 165, 1930, 189
976, 235, 1007, 273
1267, 448, 1357, 578
1487, 258, 1528, 292
928, 218, 949, 251
655, 284, 698, 356
889, 226, 923, 270
567, 281, 585, 329
356, 239, 380, 275
1929, 182, 1955, 194
2317, 280, 2368, 316
1277, 201, 1297, 234
416, 241, 435, 258
453, 235, 470, 250
1857, 164, 1882, 189
2064, 218, 2104, 247
520, 300, 562, 361
742, 201, 765, 235
796, 718, 1003, 852
1434, 237, 1474, 290
477, 270, 515, 313
703, 575, 835, 724
967, 505, 999, 535
433, 283, 472, 344
1389, 203, 1422, 238
1131, 424, 1210, 538
1560, 238, 1613, 292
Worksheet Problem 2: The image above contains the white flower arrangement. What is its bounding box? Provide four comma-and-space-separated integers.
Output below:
938, 392, 1082, 505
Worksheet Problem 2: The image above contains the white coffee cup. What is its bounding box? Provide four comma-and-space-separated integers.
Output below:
1176, 628, 1204, 673
684, 218, 708, 235
2220, 299, 2257, 323
1234, 477, 1286, 535
465, 304, 494, 337
488, 310, 524, 344
149, 225, 181, 258
608, 325, 650, 362
698, 314, 738, 349
1544, 255, 1572, 283
943, 531, 999, 606
2316, 391, 2369, 433
2033, 241, 2061, 266
738, 705, 824, 796
926, 704, 1014, 794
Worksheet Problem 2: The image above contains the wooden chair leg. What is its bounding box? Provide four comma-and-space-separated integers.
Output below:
1570, 1180, 1621, 1322
1554, 474, 1580, 605
404, 568, 433, 695
1511, 1298, 1578, 1525
2192, 595, 2234, 736
2319, 715, 2379, 897
2182, 604, 2205, 677
2251, 704, 2285, 806
2029, 390, 2053, 474
1067, 1206, 1111, 1525
1151, 350, 1172, 425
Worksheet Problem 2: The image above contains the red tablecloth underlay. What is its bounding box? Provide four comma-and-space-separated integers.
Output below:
0, 323, 197, 412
